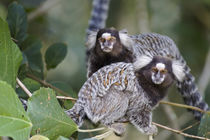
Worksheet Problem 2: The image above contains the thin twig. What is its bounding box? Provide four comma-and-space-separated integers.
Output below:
152, 122, 210, 140
16, 78, 32, 97
180, 121, 200, 132
160, 101, 207, 114
26, 73, 70, 97
78, 127, 106, 133
56, 96, 77, 101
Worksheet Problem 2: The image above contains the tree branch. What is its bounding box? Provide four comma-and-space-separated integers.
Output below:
26, 73, 70, 97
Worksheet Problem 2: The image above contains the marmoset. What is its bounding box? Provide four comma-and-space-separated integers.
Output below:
85, 28, 209, 120
66, 55, 185, 135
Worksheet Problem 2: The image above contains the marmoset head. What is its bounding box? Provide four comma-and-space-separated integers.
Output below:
86, 28, 134, 57
134, 55, 185, 87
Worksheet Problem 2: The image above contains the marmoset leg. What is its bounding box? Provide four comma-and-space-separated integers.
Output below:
129, 109, 157, 135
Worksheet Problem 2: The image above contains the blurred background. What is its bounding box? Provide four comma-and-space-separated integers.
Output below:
0, 0, 210, 140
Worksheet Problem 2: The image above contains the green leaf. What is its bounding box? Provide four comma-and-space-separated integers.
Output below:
0, 18, 22, 87
27, 88, 77, 140
45, 43, 67, 70
0, 81, 32, 140
198, 113, 210, 138
30, 135, 49, 140
23, 36, 44, 78
7, 2, 27, 44
16, 78, 41, 99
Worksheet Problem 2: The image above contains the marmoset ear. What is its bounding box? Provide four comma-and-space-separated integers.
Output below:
172, 60, 185, 82
119, 30, 134, 51
85, 30, 98, 50
133, 55, 153, 70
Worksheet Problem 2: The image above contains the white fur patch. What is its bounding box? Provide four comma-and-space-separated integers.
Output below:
134, 55, 153, 70
119, 31, 134, 51
172, 61, 185, 82
102, 32, 111, 39
85, 31, 97, 50
156, 63, 165, 70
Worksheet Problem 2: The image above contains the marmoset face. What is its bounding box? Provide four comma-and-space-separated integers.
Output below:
98, 32, 116, 53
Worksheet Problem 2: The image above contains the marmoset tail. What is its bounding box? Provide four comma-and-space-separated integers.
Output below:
87, 0, 111, 32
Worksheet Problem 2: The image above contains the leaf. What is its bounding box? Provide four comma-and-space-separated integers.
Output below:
7, 2, 27, 44
0, 18, 22, 87
198, 113, 210, 138
45, 43, 67, 70
30, 135, 49, 140
0, 81, 32, 140
27, 88, 77, 140
16, 78, 41, 99
22, 36, 44, 78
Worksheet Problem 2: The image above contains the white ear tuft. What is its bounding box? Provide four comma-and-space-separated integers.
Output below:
119, 31, 134, 51
85, 31, 97, 50
134, 55, 153, 70
172, 61, 185, 82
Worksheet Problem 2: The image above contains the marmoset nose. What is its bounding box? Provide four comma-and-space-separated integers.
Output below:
103, 40, 111, 47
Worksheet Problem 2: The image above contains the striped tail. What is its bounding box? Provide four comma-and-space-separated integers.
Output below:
177, 58, 209, 120
87, 0, 111, 32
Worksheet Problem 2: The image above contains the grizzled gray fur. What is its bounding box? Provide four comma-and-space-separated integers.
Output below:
66, 55, 185, 135
85, 28, 209, 120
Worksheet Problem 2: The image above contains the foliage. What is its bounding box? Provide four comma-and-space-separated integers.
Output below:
0, 81, 32, 140
27, 88, 77, 139
0, 2, 77, 140
0, 17, 22, 88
